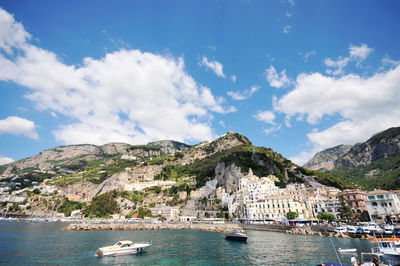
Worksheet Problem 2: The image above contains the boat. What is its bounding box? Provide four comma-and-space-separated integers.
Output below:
370, 238, 400, 265
225, 230, 248, 242
95, 240, 151, 256
338, 248, 357, 253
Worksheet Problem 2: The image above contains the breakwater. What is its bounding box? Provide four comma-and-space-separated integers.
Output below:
63, 222, 240, 232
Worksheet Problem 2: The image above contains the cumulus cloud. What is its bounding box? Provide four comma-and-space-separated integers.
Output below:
0, 8, 233, 145
265, 65, 291, 88
227, 85, 260, 100
274, 64, 400, 164
231, 74, 237, 83
254, 110, 276, 125
325, 43, 373, 75
0, 116, 38, 139
199, 56, 225, 78
0, 155, 14, 165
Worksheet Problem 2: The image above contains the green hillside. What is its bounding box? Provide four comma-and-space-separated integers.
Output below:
329, 155, 400, 190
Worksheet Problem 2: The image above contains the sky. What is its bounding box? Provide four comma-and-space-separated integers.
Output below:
0, 1, 400, 166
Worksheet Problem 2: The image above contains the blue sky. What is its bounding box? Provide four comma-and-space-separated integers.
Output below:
1, 0, 400, 166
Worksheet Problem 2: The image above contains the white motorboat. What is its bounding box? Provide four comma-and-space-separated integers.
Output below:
95, 240, 151, 256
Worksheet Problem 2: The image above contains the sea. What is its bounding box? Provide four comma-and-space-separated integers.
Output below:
0, 221, 373, 265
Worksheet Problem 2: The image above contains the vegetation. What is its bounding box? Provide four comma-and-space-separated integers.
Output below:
329, 155, 400, 190
285, 211, 299, 220
317, 212, 336, 222
58, 199, 85, 217
84, 190, 120, 218
154, 165, 188, 181
145, 186, 162, 194
338, 195, 353, 222
297, 167, 355, 190
136, 207, 152, 218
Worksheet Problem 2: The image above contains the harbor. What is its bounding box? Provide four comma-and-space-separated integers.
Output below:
0, 220, 375, 265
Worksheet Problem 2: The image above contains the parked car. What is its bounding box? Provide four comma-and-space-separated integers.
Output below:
356, 227, 364, 234
384, 229, 394, 235
334, 227, 347, 233
346, 226, 357, 234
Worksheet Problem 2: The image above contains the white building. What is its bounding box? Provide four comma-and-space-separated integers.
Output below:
365, 190, 400, 221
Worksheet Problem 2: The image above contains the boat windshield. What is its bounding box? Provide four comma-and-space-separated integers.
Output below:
115, 242, 122, 246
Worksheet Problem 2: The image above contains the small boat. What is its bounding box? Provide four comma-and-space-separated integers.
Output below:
338, 248, 357, 253
225, 230, 247, 242
95, 240, 151, 256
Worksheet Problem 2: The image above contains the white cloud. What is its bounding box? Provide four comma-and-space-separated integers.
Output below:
349, 43, 373, 62
299, 50, 316, 62
219, 120, 226, 128
274, 64, 400, 163
0, 155, 14, 165
265, 65, 291, 88
0, 116, 38, 139
0, 8, 31, 54
286, 11, 294, 17
263, 124, 281, 136
287, 0, 295, 6
382, 55, 400, 67
199, 56, 225, 78
283, 25, 291, 34
227, 85, 260, 100
254, 110, 276, 125
0, 8, 233, 145
324, 43, 373, 75
231, 74, 237, 83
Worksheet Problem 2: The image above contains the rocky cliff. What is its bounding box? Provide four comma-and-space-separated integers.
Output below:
304, 126, 400, 190
305, 127, 400, 170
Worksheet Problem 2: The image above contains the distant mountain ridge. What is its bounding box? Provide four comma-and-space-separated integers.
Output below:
304, 126, 400, 189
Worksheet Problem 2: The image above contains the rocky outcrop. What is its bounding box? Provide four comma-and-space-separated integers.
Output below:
304, 145, 352, 171
305, 127, 400, 170
93, 164, 163, 196
215, 162, 244, 193
181, 131, 251, 165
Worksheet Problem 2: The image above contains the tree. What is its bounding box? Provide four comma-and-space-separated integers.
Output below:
286, 211, 299, 220
338, 195, 353, 222
317, 212, 336, 222
84, 190, 119, 218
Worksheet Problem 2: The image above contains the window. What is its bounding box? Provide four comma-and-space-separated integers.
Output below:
368, 196, 375, 200
377, 195, 384, 199
353, 195, 356, 200
372, 202, 378, 206
389, 202, 392, 206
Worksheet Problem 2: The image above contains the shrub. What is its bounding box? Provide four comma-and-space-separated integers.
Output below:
84, 190, 119, 218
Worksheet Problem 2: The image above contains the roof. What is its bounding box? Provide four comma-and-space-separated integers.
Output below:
368, 190, 390, 195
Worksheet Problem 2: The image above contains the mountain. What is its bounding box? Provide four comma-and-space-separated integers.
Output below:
304, 126, 400, 189
0, 131, 353, 218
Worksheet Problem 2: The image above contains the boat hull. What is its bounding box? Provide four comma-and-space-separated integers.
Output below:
96, 243, 151, 256
225, 234, 247, 242
384, 253, 400, 266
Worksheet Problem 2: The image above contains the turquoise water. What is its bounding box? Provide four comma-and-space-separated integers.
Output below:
0, 221, 373, 265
